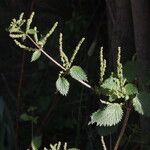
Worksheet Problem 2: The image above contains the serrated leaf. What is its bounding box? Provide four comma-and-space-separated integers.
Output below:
89, 103, 123, 126
31, 50, 41, 62
70, 66, 88, 81
125, 83, 138, 95
101, 77, 120, 91
56, 77, 70, 96
27, 29, 37, 34
132, 92, 150, 116
31, 136, 42, 150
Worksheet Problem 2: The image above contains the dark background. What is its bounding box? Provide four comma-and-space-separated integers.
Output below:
0, 0, 150, 150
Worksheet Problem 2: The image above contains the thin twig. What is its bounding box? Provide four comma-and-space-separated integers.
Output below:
101, 136, 107, 150
114, 107, 131, 150
27, 35, 93, 90
27, 35, 66, 71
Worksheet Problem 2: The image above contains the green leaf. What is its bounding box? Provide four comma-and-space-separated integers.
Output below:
101, 77, 120, 91
132, 92, 150, 116
125, 83, 138, 95
31, 136, 42, 150
70, 66, 88, 81
27, 29, 37, 34
56, 77, 70, 96
31, 50, 41, 62
20, 113, 32, 121
133, 96, 144, 115
89, 103, 123, 126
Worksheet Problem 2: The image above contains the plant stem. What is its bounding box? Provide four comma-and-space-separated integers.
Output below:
101, 136, 107, 150
27, 35, 93, 90
27, 35, 66, 71
114, 107, 131, 150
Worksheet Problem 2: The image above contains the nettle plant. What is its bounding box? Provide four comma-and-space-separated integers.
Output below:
7, 12, 150, 150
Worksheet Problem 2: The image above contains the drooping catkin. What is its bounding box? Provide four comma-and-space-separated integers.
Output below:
39, 22, 58, 46
26, 12, 35, 31
59, 33, 69, 69
99, 47, 106, 83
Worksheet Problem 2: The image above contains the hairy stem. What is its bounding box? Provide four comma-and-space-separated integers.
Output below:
27, 35, 93, 90
114, 106, 131, 150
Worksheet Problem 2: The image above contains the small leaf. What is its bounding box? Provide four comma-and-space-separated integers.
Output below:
31, 136, 42, 150
56, 77, 70, 96
20, 113, 32, 121
133, 96, 144, 115
89, 103, 123, 126
101, 77, 119, 91
132, 92, 150, 116
125, 83, 138, 95
27, 29, 37, 34
31, 50, 41, 62
70, 66, 88, 81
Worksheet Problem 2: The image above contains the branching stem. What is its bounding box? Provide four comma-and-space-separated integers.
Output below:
27, 35, 93, 90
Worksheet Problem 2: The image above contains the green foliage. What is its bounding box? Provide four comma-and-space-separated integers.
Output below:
133, 92, 150, 116
132, 96, 144, 115
89, 103, 123, 126
8, 12, 150, 149
8, 12, 87, 97
124, 83, 138, 95
101, 76, 120, 92
20, 113, 38, 124
90, 48, 130, 127
20, 106, 38, 124
70, 66, 88, 82
7, 12, 58, 57
56, 77, 70, 96
31, 136, 42, 150
31, 50, 41, 62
